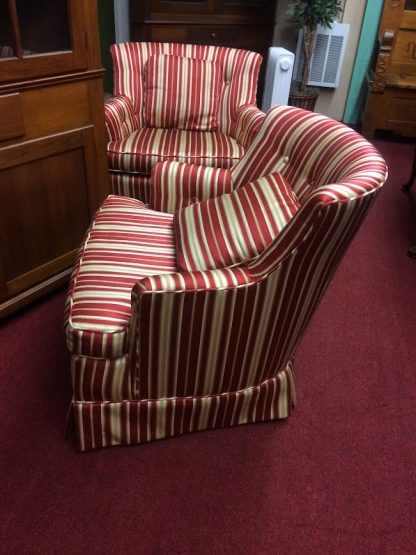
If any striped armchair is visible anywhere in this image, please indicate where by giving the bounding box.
[65,106,388,450]
[105,42,264,202]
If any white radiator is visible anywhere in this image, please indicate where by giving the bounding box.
[261,47,295,111]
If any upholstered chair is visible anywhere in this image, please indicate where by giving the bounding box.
[104,42,265,202]
[65,105,388,450]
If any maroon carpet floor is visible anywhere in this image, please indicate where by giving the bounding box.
[0,137,415,554]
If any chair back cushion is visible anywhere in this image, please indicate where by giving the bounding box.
[111,42,262,134]
[174,172,299,271]
[144,54,221,130]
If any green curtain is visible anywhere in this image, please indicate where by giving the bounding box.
[343,0,384,124]
[98,1,116,94]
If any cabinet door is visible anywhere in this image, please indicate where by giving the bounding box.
[390,0,416,76]
[0,128,95,306]
[0,0,88,83]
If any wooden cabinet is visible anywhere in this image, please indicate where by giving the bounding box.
[130,0,278,100]
[362,0,416,138]
[0,0,109,317]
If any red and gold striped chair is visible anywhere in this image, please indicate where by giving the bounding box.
[104,42,265,202]
[65,106,388,451]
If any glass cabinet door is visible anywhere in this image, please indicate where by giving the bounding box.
[0,0,87,83]
[16,0,71,56]
[0,0,16,58]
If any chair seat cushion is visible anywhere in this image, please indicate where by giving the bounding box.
[65,195,176,358]
[174,172,300,272]
[108,127,244,174]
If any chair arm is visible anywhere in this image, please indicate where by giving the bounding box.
[104,95,140,141]
[150,161,234,213]
[230,104,266,149]
[133,267,252,295]
[130,267,256,400]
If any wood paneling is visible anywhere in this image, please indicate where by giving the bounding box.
[131,0,277,101]
[0,93,25,142]
[362,0,416,137]
[0,139,90,286]
[0,0,109,316]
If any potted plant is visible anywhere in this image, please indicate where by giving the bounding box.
[287,0,343,111]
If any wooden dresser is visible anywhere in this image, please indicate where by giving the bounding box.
[362,0,416,138]
[130,0,278,100]
[0,0,109,317]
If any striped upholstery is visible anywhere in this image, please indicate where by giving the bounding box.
[108,127,243,174]
[65,195,176,359]
[105,42,263,201]
[151,161,233,213]
[66,106,388,450]
[174,173,300,271]
[72,366,295,451]
[144,54,221,130]
[110,173,151,204]
[112,42,261,135]
[104,95,140,142]
[230,104,267,149]
[150,105,383,213]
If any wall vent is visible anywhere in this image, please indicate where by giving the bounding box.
[293,23,350,88]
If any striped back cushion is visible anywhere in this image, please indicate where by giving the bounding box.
[144,54,221,130]
[174,172,300,271]
[111,42,262,134]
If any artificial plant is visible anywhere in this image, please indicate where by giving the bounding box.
[288,0,343,92]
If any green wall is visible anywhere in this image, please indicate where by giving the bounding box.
[98,1,116,94]
[343,0,384,124]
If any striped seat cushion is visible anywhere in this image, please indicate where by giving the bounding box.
[174,173,300,272]
[144,54,221,131]
[108,127,244,174]
[66,196,176,358]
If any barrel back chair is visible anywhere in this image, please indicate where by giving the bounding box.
[65,106,388,450]
[104,42,264,202]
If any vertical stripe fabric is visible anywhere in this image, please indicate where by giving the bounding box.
[111,42,262,135]
[174,172,300,272]
[230,104,267,149]
[110,173,151,204]
[150,162,234,213]
[144,54,221,131]
[105,43,262,202]
[72,363,295,451]
[104,95,140,141]
[107,127,243,174]
[66,106,388,450]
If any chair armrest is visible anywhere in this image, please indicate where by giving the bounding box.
[104,95,139,141]
[150,161,234,213]
[230,104,266,149]
[133,266,252,295]
[130,267,255,399]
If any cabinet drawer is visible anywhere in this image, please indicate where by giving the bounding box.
[186,26,241,45]
[144,24,270,51]
[387,90,416,125]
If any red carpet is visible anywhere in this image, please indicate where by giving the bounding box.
[0,137,415,554]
